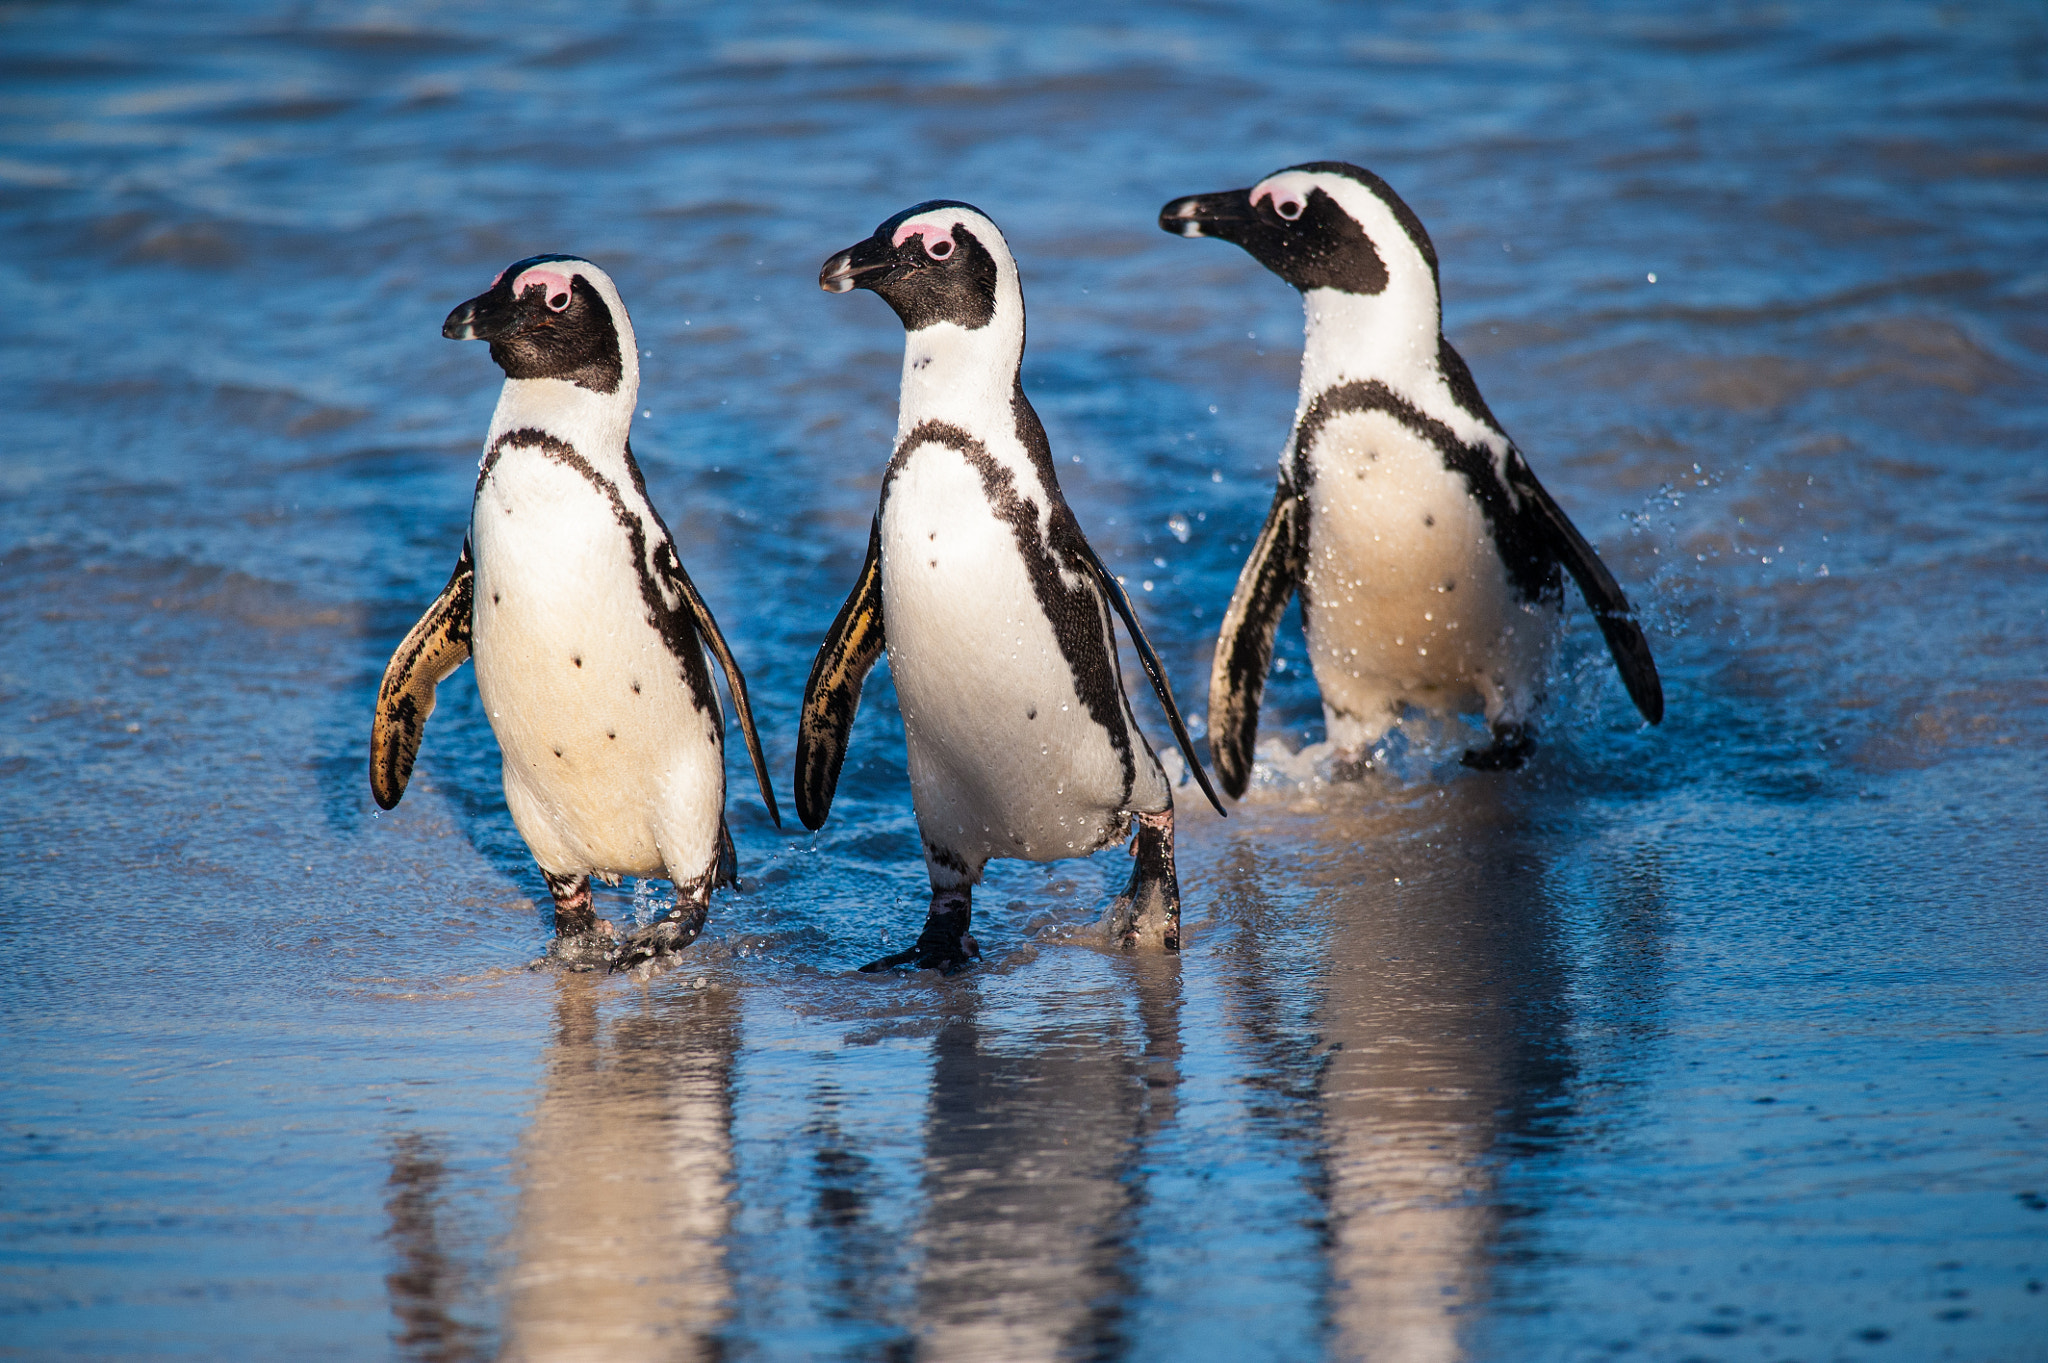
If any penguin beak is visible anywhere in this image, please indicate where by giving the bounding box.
[1158,189,1259,242]
[820,235,899,294]
[442,288,520,342]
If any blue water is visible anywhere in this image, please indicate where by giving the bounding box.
[4,1,2047,1358]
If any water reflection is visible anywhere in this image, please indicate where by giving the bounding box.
[906,961,1183,1360]
[795,1076,913,1349]
[498,977,738,1363]
[386,1134,487,1363]
[1216,782,1581,1362]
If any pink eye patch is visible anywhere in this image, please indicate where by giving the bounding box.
[1253,186,1305,219]
[892,221,954,257]
[510,265,577,310]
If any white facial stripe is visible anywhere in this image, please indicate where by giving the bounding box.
[512,264,577,310]
[1307,175,1432,276]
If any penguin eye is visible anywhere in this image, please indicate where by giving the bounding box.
[546,289,571,310]
[1274,196,1304,221]
[925,235,954,260]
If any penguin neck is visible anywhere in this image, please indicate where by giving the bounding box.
[485,346,641,471]
[1295,280,1443,412]
[894,290,1025,443]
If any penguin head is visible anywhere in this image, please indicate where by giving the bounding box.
[819,201,1016,335]
[443,254,629,395]
[1159,162,1440,301]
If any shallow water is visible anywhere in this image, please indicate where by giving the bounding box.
[4,1,2047,1358]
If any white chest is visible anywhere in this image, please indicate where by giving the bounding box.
[1299,408,1551,717]
[468,449,722,875]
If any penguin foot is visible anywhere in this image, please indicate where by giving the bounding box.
[1106,808,1181,952]
[609,900,710,975]
[1461,724,1535,772]
[860,889,979,974]
[1326,749,1375,783]
[530,920,619,973]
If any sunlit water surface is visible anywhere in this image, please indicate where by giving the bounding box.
[4,2,2046,1359]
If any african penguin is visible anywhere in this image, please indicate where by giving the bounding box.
[369,254,781,971]
[1160,162,1663,791]
[798,201,1224,972]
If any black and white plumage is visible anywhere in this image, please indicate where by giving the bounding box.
[370,254,779,970]
[1160,163,1663,792]
[801,201,1223,972]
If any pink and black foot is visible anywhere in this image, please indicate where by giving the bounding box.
[608,892,710,974]
[538,871,618,971]
[610,827,736,974]
[1106,808,1182,952]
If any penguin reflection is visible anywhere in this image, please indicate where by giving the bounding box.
[385,1134,486,1363]
[900,963,1182,1359]
[498,976,738,1363]
[1215,782,1583,1362]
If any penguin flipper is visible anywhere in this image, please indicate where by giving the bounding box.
[664,556,784,829]
[1507,456,1665,725]
[1208,486,1304,799]
[796,516,887,831]
[1074,538,1227,819]
[370,541,474,810]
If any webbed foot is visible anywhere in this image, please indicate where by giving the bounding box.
[1461,723,1535,771]
[530,920,620,973]
[531,870,618,971]
[860,888,979,974]
[1106,808,1180,952]
[609,900,709,975]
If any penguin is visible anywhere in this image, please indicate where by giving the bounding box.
[1159,162,1663,792]
[800,201,1225,973]
[369,254,780,971]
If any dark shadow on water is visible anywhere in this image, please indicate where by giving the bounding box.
[1211,777,1607,1359]
[494,974,740,1363]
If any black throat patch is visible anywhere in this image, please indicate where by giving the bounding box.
[1275,186,1389,295]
